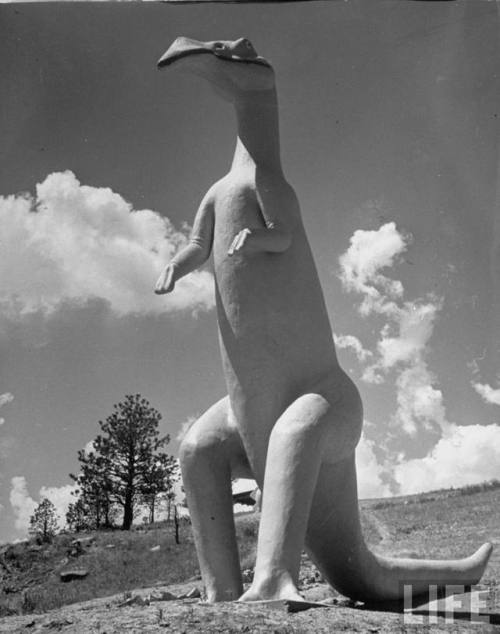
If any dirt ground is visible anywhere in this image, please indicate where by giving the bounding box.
[0,576,498,634]
[2,489,499,633]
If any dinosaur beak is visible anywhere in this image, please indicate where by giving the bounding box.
[157,37,272,70]
[157,37,210,69]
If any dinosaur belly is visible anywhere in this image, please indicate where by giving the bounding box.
[213,229,339,469]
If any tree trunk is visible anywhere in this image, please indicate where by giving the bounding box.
[122,488,134,530]
[150,495,155,524]
[174,505,180,545]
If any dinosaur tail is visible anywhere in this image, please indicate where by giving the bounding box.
[305,456,493,602]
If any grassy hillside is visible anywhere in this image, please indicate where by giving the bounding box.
[1,481,499,618]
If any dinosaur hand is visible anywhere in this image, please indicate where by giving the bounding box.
[228,228,253,256]
[155,263,177,294]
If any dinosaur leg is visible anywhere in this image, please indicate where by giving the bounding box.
[239,389,360,603]
[306,456,493,602]
[179,396,252,602]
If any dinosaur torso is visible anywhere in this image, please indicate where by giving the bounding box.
[210,167,339,469]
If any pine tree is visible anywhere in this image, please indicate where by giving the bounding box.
[29,498,59,543]
[140,455,179,524]
[71,394,178,530]
[70,444,115,530]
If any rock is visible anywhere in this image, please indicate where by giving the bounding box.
[150,590,178,601]
[118,594,149,608]
[60,568,89,582]
[149,545,161,552]
[105,544,116,549]
[178,587,201,599]
[28,545,42,553]
[71,536,95,549]
[44,619,74,629]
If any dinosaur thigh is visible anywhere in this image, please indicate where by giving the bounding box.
[264,370,363,468]
[317,371,363,466]
[180,396,253,482]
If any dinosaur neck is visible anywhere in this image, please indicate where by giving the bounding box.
[231,88,282,173]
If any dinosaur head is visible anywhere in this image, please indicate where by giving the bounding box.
[157,37,275,99]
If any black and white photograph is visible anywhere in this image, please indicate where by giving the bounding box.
[0,0,499,630]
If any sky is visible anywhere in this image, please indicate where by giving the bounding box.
[0,0,499,543]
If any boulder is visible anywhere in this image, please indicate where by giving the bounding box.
[60,569,89,582]
[178,587,201,599]
[71,536,95,549]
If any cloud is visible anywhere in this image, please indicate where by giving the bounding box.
[391,363,448,436]
[334,334,372,363]
[338,222,409,316]
[338,222,447,438]
[394,423,500,494]
[361,300,442,385]
[84,439,97,456]
[0,393,14,407]
[10,477,38,531]
[472,382,500,406]
[0,171,214,319]
[0,392,14,426]
[38,483,78,527]
[376,301,440,369]
[10,476,77,533]
[176,415,197,443]
[356,433,392,498]
[336,224,500,494]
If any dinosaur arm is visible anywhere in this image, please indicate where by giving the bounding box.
[172,196,215,273]
[155,194,215,294]
[228,225,291,255]
[228,181,295,256]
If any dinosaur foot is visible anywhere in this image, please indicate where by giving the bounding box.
[238,572,304,603]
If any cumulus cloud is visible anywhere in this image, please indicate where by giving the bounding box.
[176,415,197,443]
[337,223,500,492]
[338,222,409,316]
[391,363,448,436]
[334,333,372,363]
[356,433,392,498]
[472,382,500,406]
[10,476,77,533]
[10,477,38,531]
[0,392,14,426]
[375,301,440,370]
[0,393,14,407]
[394,423,500,494]
[361,300,442,386]
[38,483,78,526]
[84,439,97,456]
[338,222,448,437]
[0,171,214,319]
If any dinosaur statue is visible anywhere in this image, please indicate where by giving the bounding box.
[155,37,492,604]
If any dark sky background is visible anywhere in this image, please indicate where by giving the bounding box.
[0,0,499,542]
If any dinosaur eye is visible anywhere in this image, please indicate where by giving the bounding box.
[245,40,252,49]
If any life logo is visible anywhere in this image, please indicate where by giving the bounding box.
[402,582,495,626]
